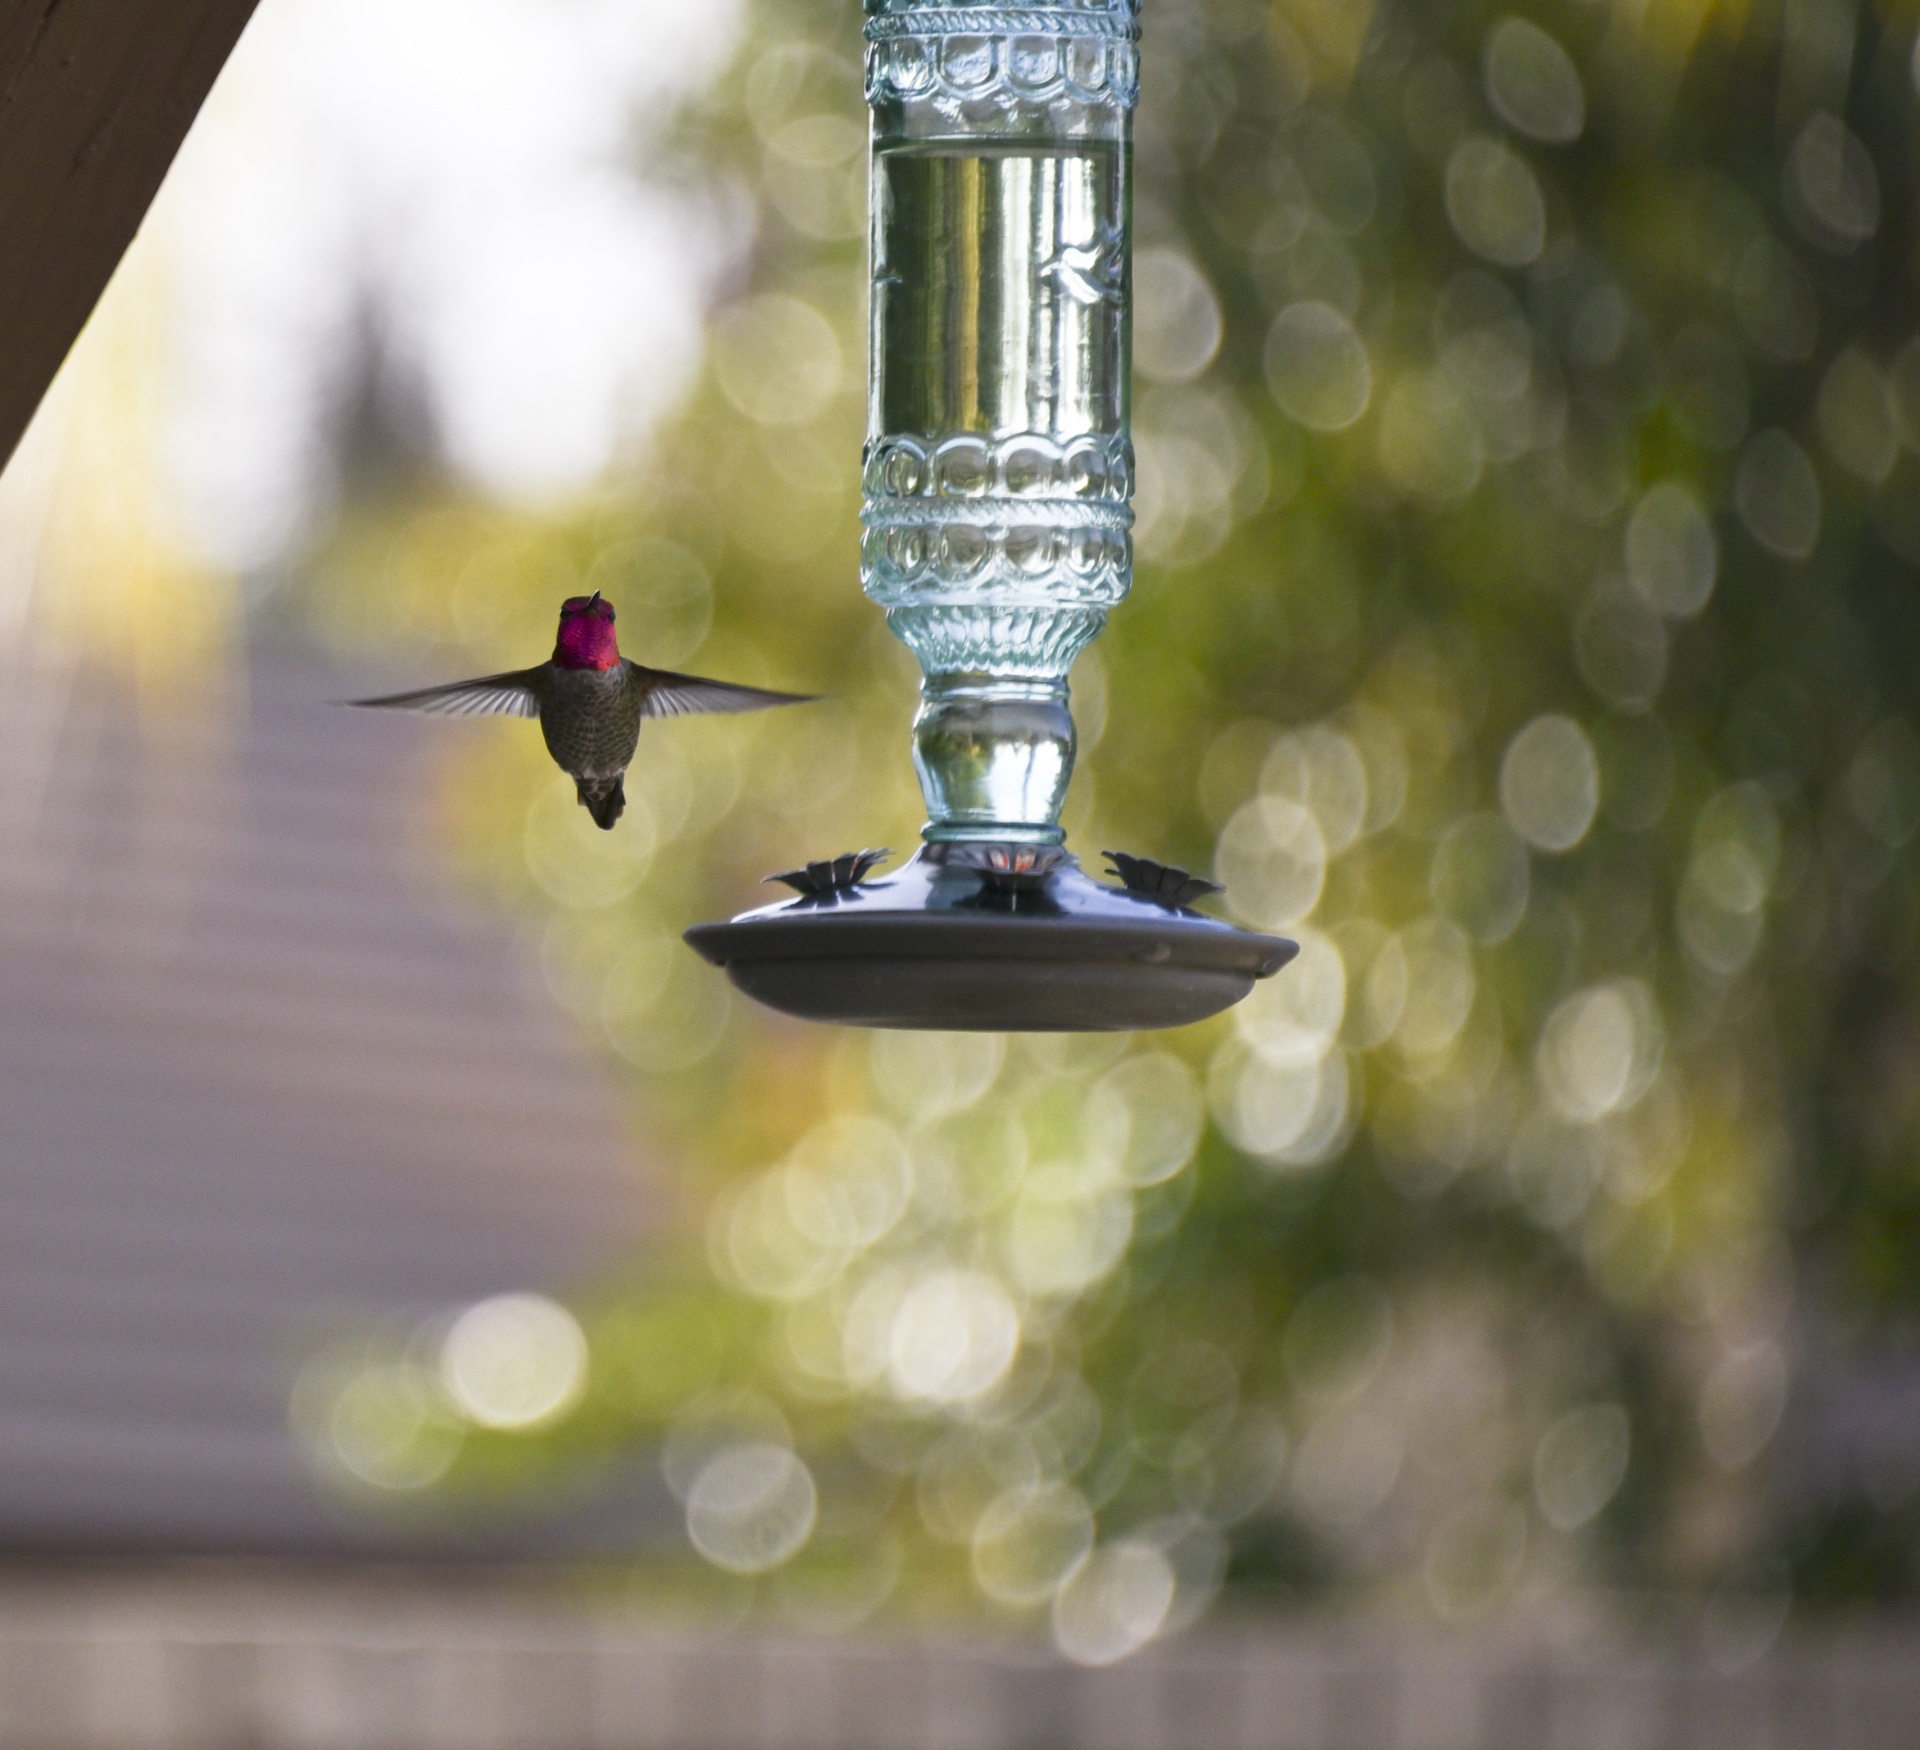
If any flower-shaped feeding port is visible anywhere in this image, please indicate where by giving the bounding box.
[765,849,892,899]
[1102,852,1223,909]
[686,0,1295,1031]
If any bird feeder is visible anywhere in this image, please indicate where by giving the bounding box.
[688,0,1295,1029]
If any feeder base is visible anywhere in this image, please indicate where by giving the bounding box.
[685,851,1295,1032]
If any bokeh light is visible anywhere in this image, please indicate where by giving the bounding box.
[685,1442,818,1573]
[1534,1405,1631,1531]
[441,1293,590,1431]
[1051,1541,1176,1666]
[1264,301,1373,431]
[1483,17,1583,144]
[887,1270,1021,1406]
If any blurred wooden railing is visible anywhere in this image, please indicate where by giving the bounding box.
[0,1576,1909,1750]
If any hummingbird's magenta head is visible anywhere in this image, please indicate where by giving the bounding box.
[554,591,620,670]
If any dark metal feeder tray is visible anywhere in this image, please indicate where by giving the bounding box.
[685,849,1297,1032]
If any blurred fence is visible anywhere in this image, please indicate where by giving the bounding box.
[0,1577,1912,1750]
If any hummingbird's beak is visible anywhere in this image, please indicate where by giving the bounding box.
[587,590,602,609]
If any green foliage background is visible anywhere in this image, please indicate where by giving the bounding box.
[295,0,1920,1644]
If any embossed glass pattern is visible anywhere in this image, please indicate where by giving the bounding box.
[863,0,1138,843]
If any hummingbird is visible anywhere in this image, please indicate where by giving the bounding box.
[345,591,814,829]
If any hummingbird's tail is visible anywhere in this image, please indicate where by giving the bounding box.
[576,774,625,831]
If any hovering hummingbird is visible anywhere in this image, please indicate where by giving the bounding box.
[345,591,814,829]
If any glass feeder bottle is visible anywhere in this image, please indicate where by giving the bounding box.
[861,0,1139,845]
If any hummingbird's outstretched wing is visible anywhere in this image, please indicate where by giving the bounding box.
[631,663,817,719]
[341,668,545,719]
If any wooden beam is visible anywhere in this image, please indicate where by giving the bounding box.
[0,0,260,471]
